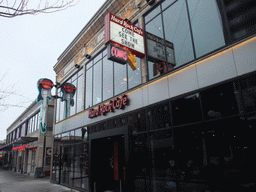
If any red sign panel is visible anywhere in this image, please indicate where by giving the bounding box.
[105,13,145,58]
[12,144,27,152]
[39,79,54,90]
[88,95,128,118]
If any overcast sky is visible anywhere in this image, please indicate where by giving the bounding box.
[0,0,106,140]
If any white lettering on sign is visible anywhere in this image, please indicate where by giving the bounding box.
[110,22,145,55]
[147,32,176,65]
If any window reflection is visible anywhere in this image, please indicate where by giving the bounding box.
[145,0,226,79]
[201,82,239,120]
[70,79,77,116]
[93,60,102,105]
[235,74,256,115]
[77,75,84,113]
[187,0,225,57]
[128,57,141,89]
[163,0,194,66]
[114,62,127,95]
[148,102,171,130]
[162,0,176,10]
[145,14,164,39]
[171,93,202,126]
[86,68,93,108]
[144,5,161,23]
[103,56,114,100]
[132,133,150,191]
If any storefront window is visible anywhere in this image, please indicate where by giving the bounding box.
[75,127,88,141]
[171,93,202,126]
[234,73,256,116]
[132,133,150,192]
[103,56,114,101]
[201,82,239,120]
[129,110,147,133]
[148,102,172,130]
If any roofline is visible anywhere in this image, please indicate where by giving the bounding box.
[54,0,112,68]
[6,100,38,132]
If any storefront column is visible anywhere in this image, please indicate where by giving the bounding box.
[138,16,148,84]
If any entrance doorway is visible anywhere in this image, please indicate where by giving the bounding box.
[91,135,125,192]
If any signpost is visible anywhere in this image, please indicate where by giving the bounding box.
[36,78,54,133]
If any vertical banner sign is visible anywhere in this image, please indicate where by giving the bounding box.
[104,13,145,58]
[60,83,76,118]
[36,78,54,133]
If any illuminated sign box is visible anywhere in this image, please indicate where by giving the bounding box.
[12,144,27,152]
[107,44,128,64]
[105,13,145,58]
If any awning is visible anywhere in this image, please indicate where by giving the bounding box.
[0,137,38,151]
[14,137,38,144]
[0,143,12,151]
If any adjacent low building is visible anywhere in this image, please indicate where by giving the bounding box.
[50,0,256,191]
[0,100,54,177]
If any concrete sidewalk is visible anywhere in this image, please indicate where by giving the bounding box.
[0,170,79,192]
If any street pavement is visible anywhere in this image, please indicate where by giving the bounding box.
[0,170,79,192]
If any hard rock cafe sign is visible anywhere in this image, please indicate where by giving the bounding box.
[88,95,129,118]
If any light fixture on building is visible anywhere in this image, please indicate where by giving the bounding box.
[74,64,80,69]
[146,0,155,6]
[85,54,91,59]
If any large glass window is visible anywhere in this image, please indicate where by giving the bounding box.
[128,57,141,89]
[148,102,172,130]
[171,93,202,126]
[93,60,102,105]
[85,68,93,109]
[16,127,20,139]
[56,68,84,122]
[187,0,225,57]
[234,73,256,116]
[103,56,114,101]
[77,74,84,113]
[21,123,26,137]
[114,62,127,95]
[85,48,141,110]
[163,0,194,66]
[201,82,239,121]
[145,0,226,80]
[70,76,77,117]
